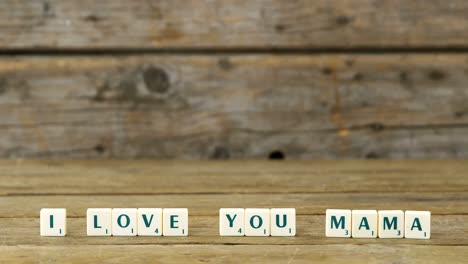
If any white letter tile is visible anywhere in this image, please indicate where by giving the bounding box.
[326,209,351,237]
[219,208,245,236]
[112,208,137,236]
[137,208,163,236]
[40,208,66,237]
[270,208,296,236]
[378,210,404,238]
[405,211,430,239]
[163,208,188,236]
[351,210,377,238]
[87,208,112,236]
[245,208,270,236]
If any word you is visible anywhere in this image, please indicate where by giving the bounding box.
[326,209,431,239]
[219,208,295,236]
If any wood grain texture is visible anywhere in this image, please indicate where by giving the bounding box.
[1,160,467,263]
[0,55,468,159]
[1,193,467,217]
[2,245,467,264]
[1,160,468,195]
[2,0,468,49]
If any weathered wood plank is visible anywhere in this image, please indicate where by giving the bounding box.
[1,245,467,264]
[1,161,465,262]
[1,215,466,246]
[0,55,468,159]
[0,160,467,195]
[1,193,467,217]
[2,0,468,49]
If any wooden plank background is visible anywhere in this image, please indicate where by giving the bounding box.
[1,160,467,263]
[2,0,468,49]
[0,0,467,159]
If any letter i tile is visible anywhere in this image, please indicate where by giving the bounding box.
[40,208,66,236]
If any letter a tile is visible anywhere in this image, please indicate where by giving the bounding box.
[405,211,430,239]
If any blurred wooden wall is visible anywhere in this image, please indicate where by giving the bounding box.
[0,0,468,159]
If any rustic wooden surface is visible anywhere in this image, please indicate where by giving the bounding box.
[0,55,468,159]
[0,160,467,263]
[0,1,468,159]
[2,0,468,49]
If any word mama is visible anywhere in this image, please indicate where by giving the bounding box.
[326,209,430,239]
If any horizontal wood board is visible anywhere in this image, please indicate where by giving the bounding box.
[0,160,467,263]
[0,55,467,159]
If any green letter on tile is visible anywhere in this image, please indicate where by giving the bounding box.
[170,215,179,228]
[383,217,397,230]
[117,214,130,228]
[331,216,345,229]
[359,217,370,230]
[275,214,287,228]
[142,214,154,227]
[93,215,102,228]
[250,215,263,229]
[411,218,422,231]
[226,214,237,228]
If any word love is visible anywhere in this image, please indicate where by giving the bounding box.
[326,209,431,239]
[219,208,296,236]
[40,208,188,237]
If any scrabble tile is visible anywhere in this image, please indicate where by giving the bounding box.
[137,208,163,236]
[405,211,431,239]
[378,210,404,238]
[325,209,351,237]
[112,208,137,236]
[270,208,296,236]
[163,208,188,236]
[245,208,270,236]
[40,208,66,236]
[87,208,112,236]
[351,210,377,238]
[219,208,245,236]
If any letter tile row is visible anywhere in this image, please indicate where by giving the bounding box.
[325,209,431,239]
[40,208,188,237]
[39,208,430,239]
[220,208,296,236]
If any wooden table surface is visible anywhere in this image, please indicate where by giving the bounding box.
[1,160,467,263]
